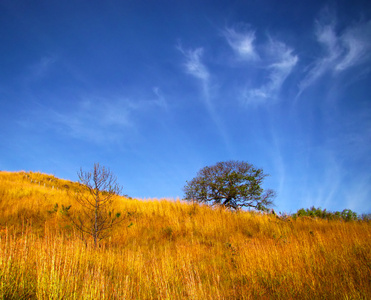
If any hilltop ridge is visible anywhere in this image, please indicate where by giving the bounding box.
[0,170,81,191]
[0,171,370,299]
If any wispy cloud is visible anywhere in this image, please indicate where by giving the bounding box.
[291,149,343,211]
[241,38,298,105]
[177,43,232,152]
[336,20,371,71]
[265,39,298,91]
[314,158,342,209]
[51,96,135,143]
[22,81,169,144]
[268,128,286,199]
[23,55,57,83]
[152,87,168,110]
[344,175,371,213]
[221,24,297,105]
[223,25,258,61]
[177,44,213,107]
[298,12,371,96]
[178,46,210,82]
[177,44,212,107]
[298,17,341,94]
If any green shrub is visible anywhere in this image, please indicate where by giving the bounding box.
[293,207,361,221]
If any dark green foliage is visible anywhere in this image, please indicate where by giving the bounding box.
[162,226,173,240]
[293,206,362,221]
[60,205,71,216]
[184,161,275,211]
[340,209,358,221]
[48,203,71,216]
[48,203,59,214]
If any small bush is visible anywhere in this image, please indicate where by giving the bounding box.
[293,207,360,221]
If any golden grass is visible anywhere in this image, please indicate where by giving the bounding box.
[0,171,370,299]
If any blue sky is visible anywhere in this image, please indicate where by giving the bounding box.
[1,0,371,214]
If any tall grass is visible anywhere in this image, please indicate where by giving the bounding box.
[0,171,370,299]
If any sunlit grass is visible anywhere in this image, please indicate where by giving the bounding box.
[0,171,370,299]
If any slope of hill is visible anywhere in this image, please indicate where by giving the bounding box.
[0,171,80,231]
[0,171,370,299]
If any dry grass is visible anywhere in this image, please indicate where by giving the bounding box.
[0,171,370,299]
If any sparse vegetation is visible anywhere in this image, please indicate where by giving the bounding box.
[292,206,368,221]
[70,163,124,247]
[0,171,370,299]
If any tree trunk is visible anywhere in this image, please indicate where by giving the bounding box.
[94,192,99,248]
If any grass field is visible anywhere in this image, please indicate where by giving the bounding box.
[0,171,370,299]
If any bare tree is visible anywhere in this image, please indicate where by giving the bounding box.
[71,163,123,247]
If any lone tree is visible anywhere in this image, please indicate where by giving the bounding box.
[71,163,123,247]
[184,160,275,211]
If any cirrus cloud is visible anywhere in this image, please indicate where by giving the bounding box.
[223,25,258,61]
[298,13,371,96]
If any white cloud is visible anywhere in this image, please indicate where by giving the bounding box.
[242,39,298,104]
[221,24,297,105]
[266,39,299,89]
[298,20,340,94]
[177,44,212,107]
[298,14,371,95]
[316,21,339,59]
[178,46,209,82]
[177,43,232,151]
[336,21,371,71]
[223,25,258,61]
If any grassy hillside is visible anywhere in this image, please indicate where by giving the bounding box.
[0,171,370,299]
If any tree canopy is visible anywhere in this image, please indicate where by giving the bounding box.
[183,160,275,211]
